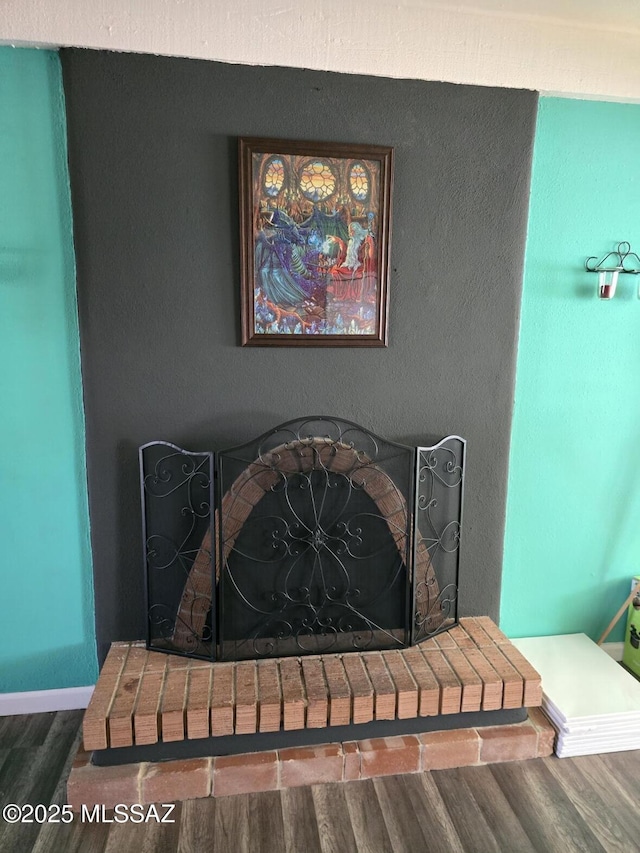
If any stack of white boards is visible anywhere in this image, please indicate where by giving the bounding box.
[511,633,640,758]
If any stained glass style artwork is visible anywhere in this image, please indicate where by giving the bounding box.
[263,157,285,197]
[299,160,336,201]
[239,138,393,347]
[349,161,370,201]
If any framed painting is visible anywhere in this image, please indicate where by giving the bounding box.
[239,137,393,347]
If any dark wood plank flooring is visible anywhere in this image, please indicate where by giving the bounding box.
[1,710,639,853]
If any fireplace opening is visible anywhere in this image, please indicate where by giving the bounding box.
[140,416,465,662]
[221,466,408,659]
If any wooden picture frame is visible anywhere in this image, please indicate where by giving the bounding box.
[239,137,393,347]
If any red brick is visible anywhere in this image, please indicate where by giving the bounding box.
[448,624,476,649]
[141,758,211,804]
[139,649,168,674]
[257,659,282,732]
[279,743,344,788]
[382,652,418,719]
[528,707,556,757]
[375,486,406,519]
[351,465,393,498]
[403,648,440,717]
[301,657,328,729]
[161,668,188,742]
[461,647,503,711]
[498,644,543,706]
[221,490,256,525]
[480,645,523,708]
[343,741,361,781]
[235,661,258,735]
[362,652,396,720]
[83,644,130,751]
[134,668,166,745]
[164,654,189,671]
[459,617,493,647]
[211,663,235,736]
[478,723,539,763]
[233,473,267,507]
[342,655,373,724]
[213,751,279,797]
[474,617,509,645]
[279,658,306,730]
[323,656,352,726]
[66,761,140,811]
[422,650,462,714]
[433,631,457,649]
[108,647,147,748]
[443,648,483,712]
[239,461,278,493]
[359,735,421,778]
[72,747,91,770]
[221,513,244,549]
[172,526,213,649]
[270,444,304,474]
[420,728,480,770]
[186,666,212,739]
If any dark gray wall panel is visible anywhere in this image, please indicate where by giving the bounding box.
[60,49,537,660]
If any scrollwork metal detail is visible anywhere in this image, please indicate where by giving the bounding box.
[217,417,413,660]
[140,442,214,659]
[139,419,466,662]
[412,436,465,643]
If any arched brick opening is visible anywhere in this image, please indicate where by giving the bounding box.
[172,438,441,651]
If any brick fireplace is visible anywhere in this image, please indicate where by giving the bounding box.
[68,418,552,808]
[70,617,553,808]
[141,416,465,664]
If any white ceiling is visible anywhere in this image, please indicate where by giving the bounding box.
[422,0,640,33]
[2,0,640,101]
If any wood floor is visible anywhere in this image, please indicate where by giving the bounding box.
[1,710,639,853]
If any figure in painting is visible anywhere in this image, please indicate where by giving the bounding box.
[254,209,311,307]
[326,220,377,304]
[252,152,381,336]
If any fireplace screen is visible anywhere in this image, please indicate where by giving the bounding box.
[140,417,465,661]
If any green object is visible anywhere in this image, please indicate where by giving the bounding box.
[622,576,640,678]
[0,48,97,692]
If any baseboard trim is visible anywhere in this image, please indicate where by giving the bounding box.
[602,641,624,661]
[0,686,94,717]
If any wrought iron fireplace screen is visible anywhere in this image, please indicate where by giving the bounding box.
[140,417,465,661]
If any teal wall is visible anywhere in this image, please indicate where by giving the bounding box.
[502,97,640,642]
[0,48,97,691]
[2,49,638,694]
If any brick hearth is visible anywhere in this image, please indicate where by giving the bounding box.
[68,709,554,808]
[67,617,553,808]
[82,617,542,751]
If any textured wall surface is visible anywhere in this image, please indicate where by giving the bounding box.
[60,50,537,659]
[3,0,640,100]
[502,97,640,642]
[0,48,97,692]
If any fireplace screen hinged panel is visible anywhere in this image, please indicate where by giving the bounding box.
[140,417,465,662]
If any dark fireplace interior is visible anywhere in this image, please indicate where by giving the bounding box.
[140,416,465,664]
